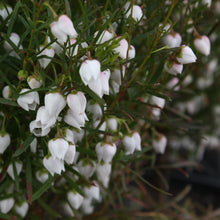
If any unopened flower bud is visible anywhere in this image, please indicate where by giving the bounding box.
[153,134,167,154]
[0,132,10,154]
[67,191,84,210]
[194,35,211,56]
[176,45,197,64]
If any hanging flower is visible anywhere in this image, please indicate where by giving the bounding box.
[0,198,14,214]
[79,59,101,85]
[27,76,42,89]
[67,191,84,210]
[94,29,114,44]
[163,32,182,48]
[152,134,167,154]
[0,132,10,154]
[176,45,197,64]
[96,142,117,163]
[194,35,211,56]
[17,88,39,111]
[37,45,55,69]
[43,156,65,176]
[113,38,128,59]
[7,161,23,180]
[50,14,78,44]
[96,162,112,188]
[164,60,183,75]
[48,138,69,160]
[124,2,143,22]
[14,201,29,218]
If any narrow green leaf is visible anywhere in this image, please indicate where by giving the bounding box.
[26,157,33,204]
[0,212,10,219]
[38,198,61,218]
[13,135,35,157]
[64,0,72,17]
[32,176,54,201]
[0,98,18,107]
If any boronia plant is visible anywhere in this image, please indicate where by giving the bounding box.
[0,0,219,219]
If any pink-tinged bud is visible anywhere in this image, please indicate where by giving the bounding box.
[153,134,167,154]
[176,45,197,64]
[64,144,76,164]
[15,201,29,218]
[94,29,114,44]
[36,170,49,183]
[43,156,65,176]
[67,191,84,210]
[150,96,166,120]
[77,160,96,179]
[164,60,183,75]
[79,59,101,85]
[50,14,78,44]
[96,142,117,163]
[0,198,14,214]
[96,162,111,188]
[44,92,66,118]
[194,35,211,56]
[166,77,180,90]
[163,32,182,48]
[124,3,143,22]
[0,132,10,154]
[27,76,42,89]
[113,38,129,59]
[7,161,23,180]
[17,88,39,111]
[37,46,55,69]
[67,92,87,115]
[48,138,69,160]
[202,0,212,8]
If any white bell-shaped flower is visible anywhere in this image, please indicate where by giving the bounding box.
[176,45,197,64]
[27,76,42,89]
[66,39,78,57]
[64,109,88,129]
[81,198,94,215]
[30,137,37,153]
[35,106,56,129]
[86,101,102,120]
[153,134,167,154]
[64,144,76,164]
[163,32,182,48]
[83,182,100,201]
[0,4,12,21]
[72,129,84,143]
[124,2,143,22]
[96,162,112,188]
[17,88,39,111]
[36,170,49,183]
[128,45,136,59]
[44,92,66,118]
[0,132,10,154]
[3,32,23,59]
[107,118,118,131]
[64,128,74,144]
[48,138,69,160]
[62,202,74,217]
[29,120,51,137]
[133,132,142,151]
[96,142,117,163]
[113,38,129,59]
[94,29,114,44]
[37,45,55,69]
[50,14,78,44]
[77,160,96,179]
[2,85,14,100]
[67,92,87,115]
[123,132,141,155]
[164,60,183,75]
[194,35,211,56]
[150,95,166,120]
[67,191,84,210]
[15,201,29,218]
[7,161,23,180]
[0,198,14,214]
[202,0,212,8]
[43,156,65,176]
[79,59,101,85]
